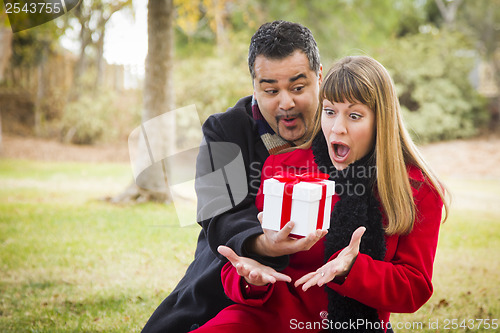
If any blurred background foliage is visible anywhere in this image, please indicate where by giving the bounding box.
[0,0,499,146]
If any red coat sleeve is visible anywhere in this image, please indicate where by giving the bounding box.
[326,181,443,313]
[221,261,275,305]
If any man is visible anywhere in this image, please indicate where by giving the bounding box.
[142,20,323,333]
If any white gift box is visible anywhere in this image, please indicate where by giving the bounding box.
[261,176,335,237]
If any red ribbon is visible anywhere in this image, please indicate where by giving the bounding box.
[273,172,329,230]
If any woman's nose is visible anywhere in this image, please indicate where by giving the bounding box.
[331,116,347,135]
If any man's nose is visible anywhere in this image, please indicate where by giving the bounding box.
[279,92,295,111]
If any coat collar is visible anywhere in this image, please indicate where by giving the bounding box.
[278,148,318,171]
[276,147,426,190]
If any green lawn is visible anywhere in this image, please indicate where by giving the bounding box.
[0,159,200,332]
[0,159,499,332]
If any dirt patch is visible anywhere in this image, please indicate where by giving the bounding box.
[1,135,129,163]
[418,136,500,179]
[1,134,500,179]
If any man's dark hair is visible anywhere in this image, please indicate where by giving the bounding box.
[248,20,320,79]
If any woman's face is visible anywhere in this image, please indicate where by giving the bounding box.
[321,99,376,170]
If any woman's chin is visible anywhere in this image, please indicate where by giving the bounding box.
[329,153,347,170]
[333,162,347,170]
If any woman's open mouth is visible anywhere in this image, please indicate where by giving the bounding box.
[331,142,350,163]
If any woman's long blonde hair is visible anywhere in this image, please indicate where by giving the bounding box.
[305,56,449,235]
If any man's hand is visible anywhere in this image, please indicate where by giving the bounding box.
[246,212,328,257]
[218,245,291,286]
[295,226,366,291]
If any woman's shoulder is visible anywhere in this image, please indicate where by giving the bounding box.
[407,164,425,185]
[406,164,442,206]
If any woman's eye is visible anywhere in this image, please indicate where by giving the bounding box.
[323,109,335,116]
[350,113,362,120]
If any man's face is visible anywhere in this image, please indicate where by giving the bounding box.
[253,50,322,145]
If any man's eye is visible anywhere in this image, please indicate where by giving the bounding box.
[293,86,304,92]
[265,89,278,94]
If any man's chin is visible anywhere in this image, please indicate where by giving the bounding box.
[278,130,306,144]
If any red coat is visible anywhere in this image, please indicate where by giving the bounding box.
[194,148,443,333]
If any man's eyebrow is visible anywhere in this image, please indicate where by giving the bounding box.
[290,73,307,82]
[259,79,277,84]
[258,74,307,85]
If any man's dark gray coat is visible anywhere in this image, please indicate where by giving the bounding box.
[142,96,288,332]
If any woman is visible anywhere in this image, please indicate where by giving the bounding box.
[194,56,448,332]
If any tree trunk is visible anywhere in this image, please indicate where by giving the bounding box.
[110,0,175,203]
[0,27,13,153]
[70,3,91,102]
[214,0,228,54]
[434,0,463,28]
[95,27,106,90]
[143,0,175,123]
[34,50,47,137]
[488,59,500,131]
[0,28,12,82]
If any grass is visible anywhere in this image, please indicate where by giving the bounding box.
[0,158,499,332]
[390,207,500,332]
[0,159,200,332]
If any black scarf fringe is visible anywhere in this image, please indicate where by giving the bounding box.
[312,133,386,333]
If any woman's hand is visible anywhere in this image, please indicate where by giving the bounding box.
[295,226,366,291]
[218,245,292,287]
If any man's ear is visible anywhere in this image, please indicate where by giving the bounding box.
[318,64,323,85]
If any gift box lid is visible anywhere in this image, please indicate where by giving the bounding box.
[263,178,334,202]
[263,178,286,196]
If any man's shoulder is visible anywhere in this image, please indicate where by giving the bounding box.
[207,96,253,124]
[203,96,256,139]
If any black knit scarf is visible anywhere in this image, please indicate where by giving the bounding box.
[311,133,386,333]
